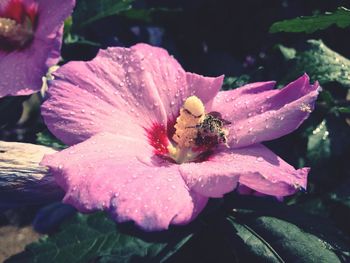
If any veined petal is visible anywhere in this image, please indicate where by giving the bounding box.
[41,132,207,231]
[179,144,308,198]
[212,74,319,148]
[42,44,222,145]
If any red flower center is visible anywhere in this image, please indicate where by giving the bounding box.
[0,0,38,51]
[145,96,230,164]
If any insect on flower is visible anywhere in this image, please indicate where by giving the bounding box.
[193,111,231,147]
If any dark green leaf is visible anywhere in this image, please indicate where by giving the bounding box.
[64,33,101,46]
[222,75,250,90]
[278,40,350,88]
[121,8,181,23]
[73,0,134,28]
[227,216,343,263]
[63,16,73,38]
[36,131,67,150]
[270,7,350,34]
[336,107,350,113]
[222,196,350,263]
[307,119,331,161]
[320,90,335,107]
[307,116,350,163]
[6,212,196,263]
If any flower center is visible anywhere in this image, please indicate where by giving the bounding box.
[0,0,38,51]
[167,96,230,163]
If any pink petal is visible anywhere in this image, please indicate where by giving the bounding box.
[211,74,319,148]
[0,36,60,97]
[42,44,223,145]
[179,144,308,198]
[41,132,207,231]
[35,0,76,40]
[0,0,74,97]
[186,72,224,110]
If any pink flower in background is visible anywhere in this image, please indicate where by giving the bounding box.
[0,0,75,98]
[41,43,319,231]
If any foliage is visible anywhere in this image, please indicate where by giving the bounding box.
[270,7,350,34]
[224,196,350,263]
[6,212,194,263]
[277,40,350,87]
[73,0,133,28]
[36,131,67,150]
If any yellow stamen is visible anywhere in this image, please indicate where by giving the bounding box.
[173,96,205,148]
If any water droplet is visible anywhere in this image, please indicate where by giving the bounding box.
[256,157,264,162]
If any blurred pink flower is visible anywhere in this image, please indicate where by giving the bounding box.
[0,0,75,97]
[41,44,319,231]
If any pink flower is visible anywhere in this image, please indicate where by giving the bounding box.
[0,0,75,97]
[41,44,319,231]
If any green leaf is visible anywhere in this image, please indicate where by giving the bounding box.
[307,116,350,163]
[336,107,350,114]
[6,212,194,263]
[36,131,67,150]
[277,45,296,60]
[223,196,350,263]
[307,119,331,161]
[73,0,134,28]
[270,7,350,34]
[222,75,250,90]
[278,40,350,88]
[121,8,181,23]
[227,217,345,263]
[63,16,73,38]
[64,33,101,46]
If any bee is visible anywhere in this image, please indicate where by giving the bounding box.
[192,112,231,147]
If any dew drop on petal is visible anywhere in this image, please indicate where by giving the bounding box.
[256,157,264,162]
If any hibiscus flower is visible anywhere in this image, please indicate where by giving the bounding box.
[0,0,75,97]
[41,44,319,231]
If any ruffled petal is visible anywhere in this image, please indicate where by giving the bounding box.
[42,44,222,145]
[179,144,308,197]
[212,74,319,148]
[41,132,207,231]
